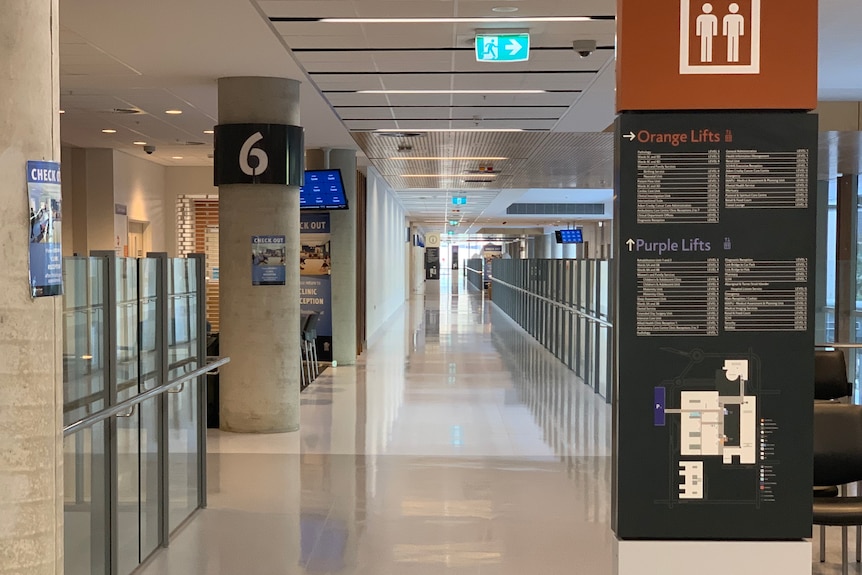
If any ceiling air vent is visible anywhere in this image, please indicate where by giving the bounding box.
[181,141,206,146]
[507,203,606,215]
[463,178,496,183]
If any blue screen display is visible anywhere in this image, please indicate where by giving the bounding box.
[556,229,584,244]
[300,170,349,210]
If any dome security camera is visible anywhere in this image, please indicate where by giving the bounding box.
[573,39,597,58]
[143,145,156,155]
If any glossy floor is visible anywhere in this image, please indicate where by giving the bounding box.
[138,274,845,574]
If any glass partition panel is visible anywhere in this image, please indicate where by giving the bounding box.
[139,258,160,392]
[599,261,610,320]
[116,258,139,402]
[168,258,201,532]
[63,258,107,426]
[64,422,107,575]
[116,403,141,575]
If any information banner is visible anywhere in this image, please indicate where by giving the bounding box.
[251,235,286,286]
[27,161,62,297]
[301,213,333,361]
[452,245,459,270]
[613,113,817,540]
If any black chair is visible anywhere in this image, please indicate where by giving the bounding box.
[815,349,852,401]
[814,349,854,561]
[301,313,320,387]
[814,403,862,575]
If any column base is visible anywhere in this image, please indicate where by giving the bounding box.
[615,538,811,575]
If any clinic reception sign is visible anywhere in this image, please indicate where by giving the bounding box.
[28,161,63,297]
[616,0,817,111]
[251,235,287,286]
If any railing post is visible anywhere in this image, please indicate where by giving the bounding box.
[189,253,208,509]
[148,252,170,547]
[91,250,118,575]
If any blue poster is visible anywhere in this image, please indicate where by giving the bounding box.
[251,235,286,286]
[27,161,63,297]
[300,276,332,338]
[301,213,333,360]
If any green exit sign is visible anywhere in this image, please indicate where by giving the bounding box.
[475,33,530,63]
[449,220,458,226]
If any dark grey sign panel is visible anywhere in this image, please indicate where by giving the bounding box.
[425,247,440,280]
[613,113,816,540]
[214,123,304,186]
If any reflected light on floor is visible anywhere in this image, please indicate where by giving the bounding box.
[393,543,503,567]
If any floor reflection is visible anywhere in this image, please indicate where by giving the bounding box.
[138,272,613,574]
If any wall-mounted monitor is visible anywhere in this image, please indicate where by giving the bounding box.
[300,169,349,210]
[555,229,584,244]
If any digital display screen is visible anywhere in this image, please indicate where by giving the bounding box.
[555,229,584,244]
[300,169,349,210]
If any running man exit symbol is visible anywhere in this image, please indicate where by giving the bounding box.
[475,33,530,63]
[681,0,760,75]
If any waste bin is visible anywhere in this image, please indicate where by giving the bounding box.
[206,333,219,428]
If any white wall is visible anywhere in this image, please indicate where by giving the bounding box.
[164,166,217,257]
[365,166,409,343]
[112,151,167,253]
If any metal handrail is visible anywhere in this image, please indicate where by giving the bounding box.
[490,276,614,328]
[62,356,201,414]
[63,356,230,437]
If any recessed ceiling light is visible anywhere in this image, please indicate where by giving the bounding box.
[133,141,147,145]
[203,130,214,134]
[318,16,595,23]
[165,109,183,115]
[358,89,545,94]
[389,156,509,161]
[492,6,519,12]
[172,156,184,160]
[101,129,117,134]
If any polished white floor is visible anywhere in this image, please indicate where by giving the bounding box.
[138,273,848,574]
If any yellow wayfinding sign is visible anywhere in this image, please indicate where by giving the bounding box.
[475,33,530,63]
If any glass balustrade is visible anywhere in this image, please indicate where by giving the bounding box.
[62,253,210,575]
[490,259,614,402]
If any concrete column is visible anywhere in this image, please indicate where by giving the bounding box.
[563,243,578,259]
[218,77,302,433]
[307,149,358,365]
[552,240,564,259]
[541,234,554,259]
[0,0,64,573]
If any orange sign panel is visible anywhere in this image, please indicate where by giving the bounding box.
[617,0,818,111]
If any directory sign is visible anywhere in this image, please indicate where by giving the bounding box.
[555,229,584,244]
[613,113,817,539]
[300,169,349,210]
[475,33,530,63]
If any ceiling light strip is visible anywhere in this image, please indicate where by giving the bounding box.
[270,16,614,23]
[309,70,600,75]
[357,89,546,94]
[389,157,510,161]
[401,174,499,178]
[368,128,535,133]
[290,46,616,52]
